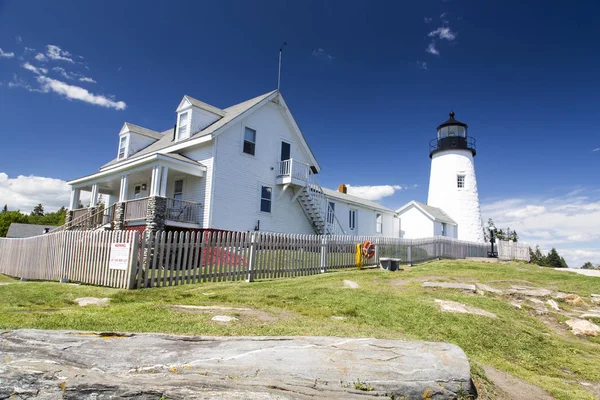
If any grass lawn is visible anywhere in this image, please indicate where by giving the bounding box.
[1,260,599,399]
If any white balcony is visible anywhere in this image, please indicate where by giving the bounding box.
[276,159,311,186]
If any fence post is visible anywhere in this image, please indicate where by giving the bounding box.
[374,237,380,266]
[59,232,69,283]
[247,232,258,282]
[320,236,328,273]
[407,243,412,266]
[128,231,141,289]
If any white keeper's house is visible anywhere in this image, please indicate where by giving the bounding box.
[66,90,399,237]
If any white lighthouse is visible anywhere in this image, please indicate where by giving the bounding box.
[427,112,484,243]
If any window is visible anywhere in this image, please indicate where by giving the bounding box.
[260,185,272,213]
[174,179,184,200]
[133,184,142,199]
[349,209,357,230]
[457,175,465,188]
[243,127,256,155]
[327,202,335,224]
[441,222,447,236]
[118,136,127,159]
[376,213,382,233]
[280,141,291,161]
[178,112,189,139]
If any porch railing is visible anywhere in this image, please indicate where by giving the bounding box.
[166,198,202,224]
[72,208,88,221]
[124,197,149,221]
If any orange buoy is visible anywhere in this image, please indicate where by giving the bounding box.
[362,241,375,259]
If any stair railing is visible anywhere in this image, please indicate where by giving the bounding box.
[52,203,117,232]
[305,170,346,235]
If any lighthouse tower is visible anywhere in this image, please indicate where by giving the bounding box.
[427,112,484,243]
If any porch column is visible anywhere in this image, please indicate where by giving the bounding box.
[159,167,169,197]
[150,165,162,197]
[119,175,129,202]
[69,188,81,210]
[104,194,113,207]
[90,184,99,208]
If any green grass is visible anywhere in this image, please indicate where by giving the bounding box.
[1,260,599,399]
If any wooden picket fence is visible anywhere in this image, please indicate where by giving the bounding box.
[0,228,529,289]
[133,231,495,288]
[497,240,530,262]
[0,230,139,289]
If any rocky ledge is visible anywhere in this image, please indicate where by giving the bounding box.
[0,329,475,399]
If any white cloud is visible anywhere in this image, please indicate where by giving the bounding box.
[417,61,428,70]
[426,42,439,55]
[7,74,40,92]
[593,148,600,152]
[428,26,456,41]
[0,48,15,59]
[481,189,600,267]
[34,53,48,62]
[312,48,334,60]
[79,76,96,84]
[346,184,406,201]
[36,75,126,110]
[46,44,74,63]
[15,35,23,44]
[22,62,48,75]
[0,173,73,213]
[424,17,433,23]
[52,66,77,80]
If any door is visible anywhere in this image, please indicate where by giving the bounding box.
[280,141,291,161]
[133,183,148,199]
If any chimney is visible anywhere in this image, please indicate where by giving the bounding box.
[338,184,347,194]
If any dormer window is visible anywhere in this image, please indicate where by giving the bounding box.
[177,112,189,140]
[118,136,128,159]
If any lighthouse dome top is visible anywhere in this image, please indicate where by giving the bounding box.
[437,111,468,131]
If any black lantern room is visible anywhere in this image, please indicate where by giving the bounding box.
[429,112,476,158]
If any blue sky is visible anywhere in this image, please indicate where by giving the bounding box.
[0,0,599,266]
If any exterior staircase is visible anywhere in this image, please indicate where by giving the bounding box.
[52,204,116,233]
[279,159,345,235]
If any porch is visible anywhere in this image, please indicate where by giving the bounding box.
[67,153,206,230]
[276,158,312,187]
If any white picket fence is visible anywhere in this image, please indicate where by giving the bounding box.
[0,229,529,289]
[0,230,139,289]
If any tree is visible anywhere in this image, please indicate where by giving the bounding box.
[1,204,7,213]
[484,218,518,242]
[31,204,44,217]
[582,262,595,270]
[0,210,29,237]
[544,248,564,268]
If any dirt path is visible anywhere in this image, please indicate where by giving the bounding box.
[482,365,556,400]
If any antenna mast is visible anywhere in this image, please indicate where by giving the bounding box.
[278,42,287,91]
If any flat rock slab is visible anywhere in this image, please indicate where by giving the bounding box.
[476,283,503,294]
[74,297,111,306]
[565,319,600,336]
[0,329,474,400]
[435,299,497,318]
[343,280,359,289]
[211,315,238,322]
[423,282,477,291]
[0,282,17,285]
[507,286,553,297]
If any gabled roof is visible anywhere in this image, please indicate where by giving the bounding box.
[323,188,395,214]
[6,223,58,238]
[395,200,457,225]
[120,123,163,140]
[100,90,312,172]
[178,95,226,117]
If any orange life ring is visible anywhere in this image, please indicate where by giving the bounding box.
[362,241,375,259]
